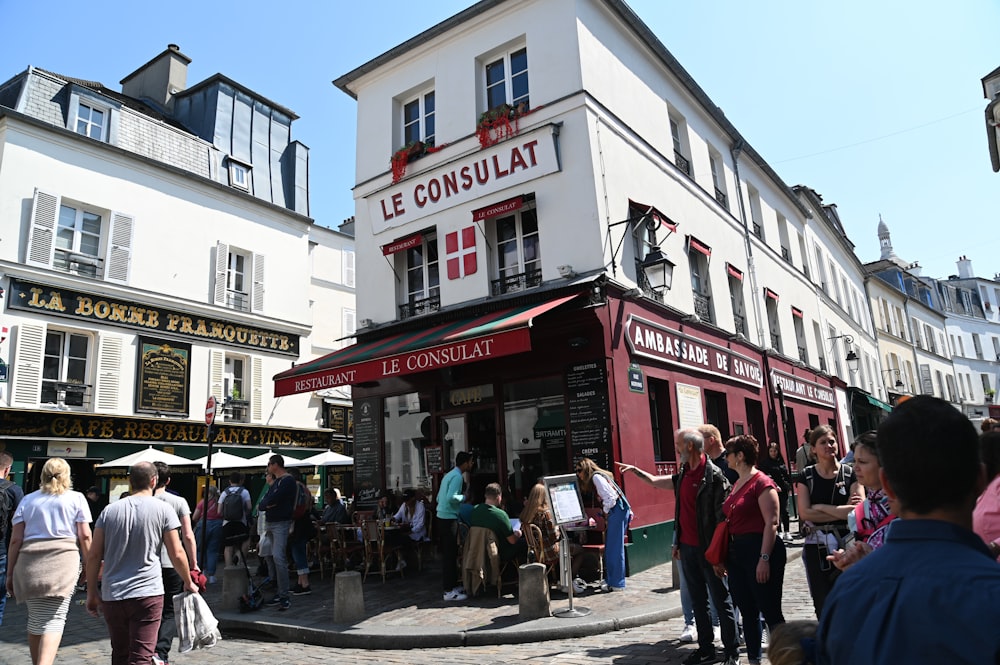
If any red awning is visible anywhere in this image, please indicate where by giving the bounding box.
[764,288,779,301]
[472,196,523,221]
[791,306,803,318]
[726,263,743,281]
[273,294,580,397]
[687,236,712,257]
[629,199,678,233]
[382,233,423,256]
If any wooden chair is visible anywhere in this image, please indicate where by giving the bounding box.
[353,509,374,526]
[416,508,435,571]
[332,523,363,571]
[361,520,405,583]
[524,522,556,583]
[580,508,606,583]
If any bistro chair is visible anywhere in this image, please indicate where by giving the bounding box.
[524,522,556,583]
[580,508,607,583]
[361,520,405,583]
[332,523,364,571]
[416,507,435,571]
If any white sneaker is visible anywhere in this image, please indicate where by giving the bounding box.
[208,575,217,584]
[761,625,769,648]
[596,581,610,593]
[713,625,721,642]
[443,589,468,601]
[572,577,587,594]
[680,623,697,643]
[395,558,407,572]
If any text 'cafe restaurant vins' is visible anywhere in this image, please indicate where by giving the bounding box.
[274,278,845,572]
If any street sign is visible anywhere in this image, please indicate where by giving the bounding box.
[205,396,217,426]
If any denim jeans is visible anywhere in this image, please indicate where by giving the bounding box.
[0,552,7,626]
[196,519,224,576]
[677,557,720,626]
[264,519,292,598]
[604,503,631,589]
[680,542,739,656]
[727,534,786,661]
[155,567,183,661]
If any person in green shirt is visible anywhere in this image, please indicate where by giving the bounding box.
[470,482,527,562]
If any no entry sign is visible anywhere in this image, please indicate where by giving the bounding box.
[205,396,217,426]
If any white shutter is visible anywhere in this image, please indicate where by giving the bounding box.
[10,323,46,407]
[26,190,60,268]
[343,308,356,337]
[251,253,265,312]
[343,249,356,288]
[214,242,228,306]
[209,349,224,402]
[104,211,134,284]
[94,334,123,411]
[250,356,263,422]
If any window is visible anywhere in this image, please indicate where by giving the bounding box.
[709,151,727,209]
[728,273,747,337]
[402,235,440,318]
[973,333,985,360]
[688,246,713,324]
[493,207,540,295]
[765,296,781,353]
[26,190,134,284]
[993,336,1000,360]
[342,308,356,338]
[42,330,90,407]
[224,355,249,423]
[797,232,809,278]
[214,242,264,312]
[814,321,826,372]
[485,47,529,111]
[815,246,827,291]
[793,310,808,364]
[227,159,250,190]
[76,102,107,140]
[669,115,691,176]
[776,213,791,262]
[403,91,436,147]
[342,248,356,288]
[748,186,764,240]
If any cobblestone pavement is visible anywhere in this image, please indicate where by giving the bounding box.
[0,540,814,665]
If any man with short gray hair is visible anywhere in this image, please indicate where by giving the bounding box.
[0,451,24,627]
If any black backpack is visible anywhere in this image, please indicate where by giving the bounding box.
[221,487,245,522]
[0,479,14,540]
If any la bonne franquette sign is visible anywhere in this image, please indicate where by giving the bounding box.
[366,125,560,235]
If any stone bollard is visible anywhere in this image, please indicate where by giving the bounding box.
[221,564,245,610]
[518,563,550,620]
[333,571,365,623]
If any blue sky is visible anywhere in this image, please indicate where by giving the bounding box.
[2,0,997,280]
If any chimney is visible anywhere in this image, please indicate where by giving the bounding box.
[908,262,922,277]
[957,255,974,279]
[120,44,191,112]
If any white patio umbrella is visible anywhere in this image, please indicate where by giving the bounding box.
[299,450,354,467]
[193,450,260,470]
[96,446,201,475]
[244,450,313,467]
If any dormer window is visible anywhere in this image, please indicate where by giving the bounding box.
[228,159,250,190]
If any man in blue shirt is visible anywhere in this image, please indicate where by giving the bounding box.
[818,396,1000,664]
[436,451,474,601]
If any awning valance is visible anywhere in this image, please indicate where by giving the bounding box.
[533,410,566,440]
[687,235,712,257]
[764,287,779,301]
[273,294,580,396]
[865,394,892,413]
[382,233,423,256]
[726,263,743,281]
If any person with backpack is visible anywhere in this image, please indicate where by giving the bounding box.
[221,472,253,569]
[286,468,316,595]
[0,451,26,628]
[259,455,296,610]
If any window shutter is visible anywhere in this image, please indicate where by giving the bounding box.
[214,242,228,306]
[343,308,356,337]
[252,253,265,312]
[26,190,60,268]
[209,349,224,401]
[95,334,123,411]
[105,211,134,284]
[250,356,263,422]
[10,323,46,407]
[343,249,356,288]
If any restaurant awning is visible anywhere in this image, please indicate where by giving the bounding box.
[865,394,892,413]
[273,294,581,397]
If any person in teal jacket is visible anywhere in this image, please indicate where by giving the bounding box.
[436,451,474,601]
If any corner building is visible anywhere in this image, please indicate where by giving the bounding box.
[278,0,877,571]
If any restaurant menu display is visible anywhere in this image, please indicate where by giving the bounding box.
[352,397,381,504]
[135,337,191,415]
[566,361,611,470]
[543,474,587,526]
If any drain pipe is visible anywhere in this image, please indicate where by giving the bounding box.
[730,141,766,348]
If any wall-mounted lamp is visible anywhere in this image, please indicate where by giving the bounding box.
[882,368,904,390]
[828,334,860,373]
[359,318,374,329]
[607,209,677,294]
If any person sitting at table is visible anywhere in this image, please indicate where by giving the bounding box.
[319,488,350,525]
[392,489,427,541]
[374,490,395,523]
[470,483,527,564]
[519,482,585,593]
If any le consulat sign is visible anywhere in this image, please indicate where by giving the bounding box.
[9,279,299,356]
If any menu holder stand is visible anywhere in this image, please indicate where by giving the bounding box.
[543,474,591,618]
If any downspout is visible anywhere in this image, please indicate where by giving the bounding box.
[730,141,766,348]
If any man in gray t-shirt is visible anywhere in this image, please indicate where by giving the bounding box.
[87,461,198,665]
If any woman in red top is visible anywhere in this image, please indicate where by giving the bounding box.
[718,435,786,665]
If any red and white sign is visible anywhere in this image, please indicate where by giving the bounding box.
[381,233,423,256]
[205,396,217,426]
[624,314,763,388]
[274,329,532,397]
[472,196,523,221]
[367,126,560,235]
[770,369,835,408]
[446,226,477,279]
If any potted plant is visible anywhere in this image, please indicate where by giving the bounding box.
[986,388,995,403]
[390,140,426,183]
[477,103,525,148]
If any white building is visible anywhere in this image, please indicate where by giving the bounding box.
[0,46,351,492]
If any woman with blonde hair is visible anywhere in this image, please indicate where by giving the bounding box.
[6,458,92,665]
[519,483,585,593]
[574,457,631,592]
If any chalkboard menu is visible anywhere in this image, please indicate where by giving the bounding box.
[424,445,443,474]
[567,361,611,470]
[135,337,191,415]
[352,397,381,504]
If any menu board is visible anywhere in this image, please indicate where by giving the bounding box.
[543,474,586,526]
[424,445,443,474]
[352,397,381,504]
[567,361,611,470]
[134,337,191,415]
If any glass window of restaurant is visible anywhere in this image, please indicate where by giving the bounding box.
[503,376,568,511]
[383,392,435,497]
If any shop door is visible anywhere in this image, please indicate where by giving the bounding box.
[439,407,498,504]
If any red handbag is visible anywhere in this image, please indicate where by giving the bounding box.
[705,520,729,566]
